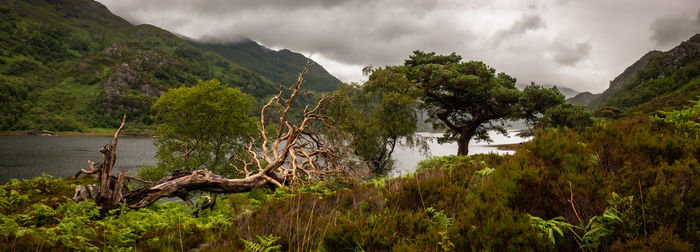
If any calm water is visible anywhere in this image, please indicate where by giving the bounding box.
[0,135,156,183]
[390,131,529,177]
[0,131,529,183]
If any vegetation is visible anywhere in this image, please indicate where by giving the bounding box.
[574,34,700,114]
[141,80,258,180]
[605,58,700,114]
[0,0,338,132]
[2,1,698,251]
[402,51,588,155]
[193,39,340,94]
[326,66,428,175]
[3,103,698,250]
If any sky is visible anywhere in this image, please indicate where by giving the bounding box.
[96,0,700,93]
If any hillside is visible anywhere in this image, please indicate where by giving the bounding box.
[193,39,340,93]
[568,34,700,113]
[0,0,339,131]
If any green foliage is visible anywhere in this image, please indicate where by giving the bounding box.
[604,53,700,114]
[541,103,593,131]
[241,234,282,252]
[595,106,623,119]
[401,51,588,155]
[193,39,340,94]
[650,99,700,133]
[527,215,573,245]
[0,0,338,131]
[518,83,566,127]
[147,79,258,179]
[404,51,522,155]
[327,67,427,174]
[4,96,700,251]
[0,176,241,251]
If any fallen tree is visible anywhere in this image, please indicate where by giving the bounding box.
[71,61,346,212]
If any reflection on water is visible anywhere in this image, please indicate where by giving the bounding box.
[0,135,156,183]
[390,131,530,177]
[0,131,529,183]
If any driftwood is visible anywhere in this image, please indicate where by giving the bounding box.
[69,160,150,184]
[72,60,343,211]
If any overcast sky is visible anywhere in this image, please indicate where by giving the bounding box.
[97,0,700,93]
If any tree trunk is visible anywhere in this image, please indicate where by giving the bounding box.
[73,168,290,209]
[121,169,287,209]
[457,127,476,155]
[72,61,339,211]
[457,137,470,155]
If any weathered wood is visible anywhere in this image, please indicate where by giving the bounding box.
[72,60,343,211]
[121,169,287,209]
[69,160,151,184]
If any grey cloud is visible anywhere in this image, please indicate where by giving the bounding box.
[492,14,545,47]
[549,41,591,66]
[650,10,700,46]
[96,0,700,93]
[100,0,457,66]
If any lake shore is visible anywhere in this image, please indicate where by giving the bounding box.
[0,130,152,137]
[486,143,523,151]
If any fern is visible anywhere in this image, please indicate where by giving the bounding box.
[241,234,282,252]
[527,215,575,245]
[427,207,453,228]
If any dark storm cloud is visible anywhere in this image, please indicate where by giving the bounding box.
[97,0,700,93]
[492,14,546,47]
[650,10,700,46]
[105,0,456,66]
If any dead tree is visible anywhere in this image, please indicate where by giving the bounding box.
[73,60,345,211]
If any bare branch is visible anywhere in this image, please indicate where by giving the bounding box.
[72,61,348,210]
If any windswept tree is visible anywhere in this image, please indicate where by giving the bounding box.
[405,51,522,155]
[403,51,590,155]
[518,83,567,131]
[72,61,346,211]
[517,83,592,131]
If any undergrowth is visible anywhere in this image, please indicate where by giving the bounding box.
[1,104,699,251]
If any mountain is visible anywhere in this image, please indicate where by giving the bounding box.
[192,39,340,93]
[0,0,339,131]
[568,34,700,113]
[516,84,579,98]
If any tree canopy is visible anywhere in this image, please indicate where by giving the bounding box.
[326,66,427,175]
[403,51,590,155]
[143,79,258,179]
[405,51,523,155]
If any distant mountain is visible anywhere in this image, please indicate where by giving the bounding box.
[192,39,340,93]
[0,0,339,131]
[568,34,700,113]
[516,84,579,98]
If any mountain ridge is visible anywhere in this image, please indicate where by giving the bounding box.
[0,0,340,131]
[568,34,700,113]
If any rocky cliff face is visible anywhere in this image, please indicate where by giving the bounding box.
[568,34,700,110]
[75,42,187,118]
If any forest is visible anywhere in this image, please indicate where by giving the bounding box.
[1,49,698,251]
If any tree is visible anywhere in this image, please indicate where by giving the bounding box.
[518,83,567,131]
[145,79,258,179]
[326,66,426,174]
[72,61,345,210]
[405,51,522,155]
[541,103,593,131]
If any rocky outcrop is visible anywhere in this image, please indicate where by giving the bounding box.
[568,34,700,109]
[94,43,184,115]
